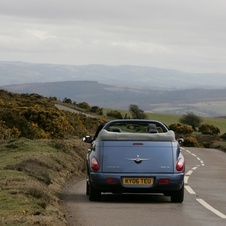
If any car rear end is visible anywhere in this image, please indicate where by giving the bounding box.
[88,129,185,202]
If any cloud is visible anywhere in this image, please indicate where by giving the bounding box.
[0,0,226,73]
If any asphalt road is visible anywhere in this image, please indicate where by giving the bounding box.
[55,104,95,117]
[63,147,226,226]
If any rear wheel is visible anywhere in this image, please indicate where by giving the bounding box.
[89,183,101,201]
[171,185,184,203]
[163,192,171,196]
[86,180,89,196]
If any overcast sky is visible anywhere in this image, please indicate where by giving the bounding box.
[0,0,226,73]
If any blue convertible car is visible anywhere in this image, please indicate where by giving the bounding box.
[83,119,185,203]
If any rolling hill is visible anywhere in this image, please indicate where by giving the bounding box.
[1,61,226,90]
[2,80,226,117]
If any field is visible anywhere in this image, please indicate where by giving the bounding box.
[146,112,226,135]
[149,100,226,117]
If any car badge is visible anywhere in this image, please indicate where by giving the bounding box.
[126,155,149,164]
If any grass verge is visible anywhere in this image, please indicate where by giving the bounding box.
[0,137,88,226]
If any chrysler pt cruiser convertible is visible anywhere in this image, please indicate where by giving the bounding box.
[83,119,185,203]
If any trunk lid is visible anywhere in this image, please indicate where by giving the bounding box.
[101,140,174,173]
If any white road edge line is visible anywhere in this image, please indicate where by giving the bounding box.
[184,176,189,184]
[185,185,196,195]
[196,198,226,219]
[186,170,193,176]
[183,148,226,219]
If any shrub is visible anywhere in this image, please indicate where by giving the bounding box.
[202,142,212,148]
[169,123,193,135]
[63,97,72,104]
[90,106,103,115]
[107,110,123,119]
[77,102,90,110]
[220,133,226,140]
[199,123,220,135]
[183,136,199,147]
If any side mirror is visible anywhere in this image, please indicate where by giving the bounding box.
[177,137,184,144]
[82,135,93,143]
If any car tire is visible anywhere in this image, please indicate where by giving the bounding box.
[163,192,171,196]
[171,185,184,203]
[86,180,89,196]
[89,183,101,201]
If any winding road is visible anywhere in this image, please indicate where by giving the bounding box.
[55,104,96,117]
[63,147,226,226]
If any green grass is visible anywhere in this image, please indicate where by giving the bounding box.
[0,138,88,226]
[146,112,226,134]
[146,112,180,125]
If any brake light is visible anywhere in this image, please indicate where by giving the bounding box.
[132,143,143,146]
[91,157,100,171]
[176,156,184,171]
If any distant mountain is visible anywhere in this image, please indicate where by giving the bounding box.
[1,61,226,90]
[2,80,226,117]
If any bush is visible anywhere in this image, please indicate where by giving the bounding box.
[77,102,90,110]
[202,142,212,148]
[220,133,226,140]
[90,106,103,115]
[169,123,193,135]
[63,97,72,104]
[0,91,109,139]
[183,136,199,147]
[199,123,220,135]
[107,110,123,119]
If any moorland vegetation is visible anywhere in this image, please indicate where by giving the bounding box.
[1,89,226,225]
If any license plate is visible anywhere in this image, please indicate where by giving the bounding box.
[122,177,154,185]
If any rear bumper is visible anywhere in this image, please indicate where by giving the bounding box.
[89,172,184,193]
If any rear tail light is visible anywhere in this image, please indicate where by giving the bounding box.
[176,155,185,171]
[90,157,100,171]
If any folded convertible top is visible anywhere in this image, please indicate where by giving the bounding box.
[97,129,176,141]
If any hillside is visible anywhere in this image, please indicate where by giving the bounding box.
[2,81,226,117]
[0,138,88,225]
[0,90,106,140]
[1,61,226,90]
[0,91,95,225]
